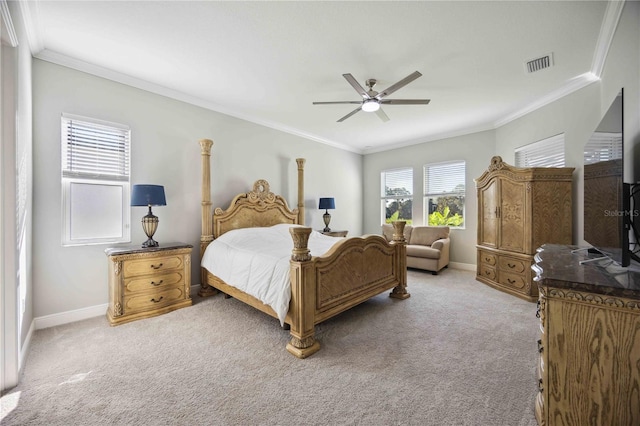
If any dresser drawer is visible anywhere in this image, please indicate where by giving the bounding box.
[479,251,497,266]
[498,256,527,273]
[478,264,496,280]
[498,271,526,289]
[123,286,186,313]
[123,254,184,277]
[124,271,185,294]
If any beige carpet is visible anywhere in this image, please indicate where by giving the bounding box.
[1,269,539,425]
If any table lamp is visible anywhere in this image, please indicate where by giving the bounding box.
[131,184,166,248]
[319,197,335,232]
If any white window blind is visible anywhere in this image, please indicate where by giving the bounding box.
[382,168,413,197]
[584,132,622,164]
[62,114,130,181]
[515,134,565,167]
[424,161,465,196]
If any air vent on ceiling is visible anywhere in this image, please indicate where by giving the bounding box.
[525,53,554,73]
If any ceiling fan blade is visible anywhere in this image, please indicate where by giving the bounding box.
[375,108,390,122]
[337,106,362,122]
[313,101,363,105]
[375,71,422,99]
[380,99,431,105]
[343,73,370,99]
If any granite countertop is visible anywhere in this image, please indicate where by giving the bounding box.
[532,244,640,299]
[104,242,193,256]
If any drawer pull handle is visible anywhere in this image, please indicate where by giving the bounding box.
[537,339,543,353]
[151,296,164,303]
[508,278,516,284]
[485,271,491,276]
[150,263,164,270]
[150,280,164,286]
[538,378,543,393]
[507,263,516,268]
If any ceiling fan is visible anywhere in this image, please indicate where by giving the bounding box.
[313,71,430,122]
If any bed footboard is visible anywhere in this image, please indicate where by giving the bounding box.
[286,222,408,358]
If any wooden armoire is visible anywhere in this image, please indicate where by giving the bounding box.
[475,156,574,301]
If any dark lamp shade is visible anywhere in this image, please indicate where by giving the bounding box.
[131,184,167,206]
[318,197,335,210]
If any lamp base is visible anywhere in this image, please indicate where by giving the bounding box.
[141,207,160,248]
[323,211,331,233]
[141,238,159,248]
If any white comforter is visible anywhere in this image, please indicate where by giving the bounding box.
[201,224,341,325]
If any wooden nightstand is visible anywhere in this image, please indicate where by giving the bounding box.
[105,242,193,326]
[320,230,348,237]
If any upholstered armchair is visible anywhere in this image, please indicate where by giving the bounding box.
[382,224,450,275]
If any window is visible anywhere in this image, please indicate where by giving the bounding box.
[515,134,565,167]
[61,114,131,246]
[381,168,413,224]
[583,132,622,164]
[424,161,465,228]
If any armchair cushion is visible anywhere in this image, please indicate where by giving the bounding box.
[409,226,450,246]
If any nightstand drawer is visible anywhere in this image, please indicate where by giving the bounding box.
[124,286,186,312]
[123,255,184,277]
[124,271,185,293]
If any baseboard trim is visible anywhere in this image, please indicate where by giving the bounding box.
[449,262,476,271]
[34,284,202,330]
[34,303,109,330]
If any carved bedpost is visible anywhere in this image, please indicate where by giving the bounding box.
[296,158,305,225]
[287,226,320,358]
[389,221,410,300]
[198,139,217,297]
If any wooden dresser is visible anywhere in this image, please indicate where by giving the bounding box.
[105,242,193,326]
[532,244,640,426]
[475,156,574,301]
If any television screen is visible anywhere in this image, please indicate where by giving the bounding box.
[583,89,628,265]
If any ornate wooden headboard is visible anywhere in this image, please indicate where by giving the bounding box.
[198,139,306,261]
[212,179,299,238]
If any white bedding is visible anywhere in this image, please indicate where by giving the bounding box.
[201,223,341,325]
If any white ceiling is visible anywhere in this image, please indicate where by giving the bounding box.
[22,1,618,154]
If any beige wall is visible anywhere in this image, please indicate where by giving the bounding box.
[363,130,495,267]
[32,60,362,318]
[496,1,640,247]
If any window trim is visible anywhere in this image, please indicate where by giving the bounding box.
[381,167,413,225]
[61,114,131,246]
[423,160,466,229]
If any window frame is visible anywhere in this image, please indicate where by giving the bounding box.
[380,167,413,225]
[61,113,131,246]
[423,160,466,229]
[515,133,565,168]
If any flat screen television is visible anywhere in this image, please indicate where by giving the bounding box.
[583,89,636,266]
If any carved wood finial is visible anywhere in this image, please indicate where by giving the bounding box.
[488,156,505,171]
[289,227,312,261]
[199,139,213,155]
[391,220,407,243]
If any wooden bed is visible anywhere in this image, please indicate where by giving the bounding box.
[197,139,409,358]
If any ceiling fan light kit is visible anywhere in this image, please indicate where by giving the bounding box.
[361,100,380,112]
[313,71,430,122]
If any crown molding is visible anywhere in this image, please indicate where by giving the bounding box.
[17,0,44,54]
[35,49,361,155]
[0,0,18,47]
[494,72,600,128]
[591,0,625,77]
